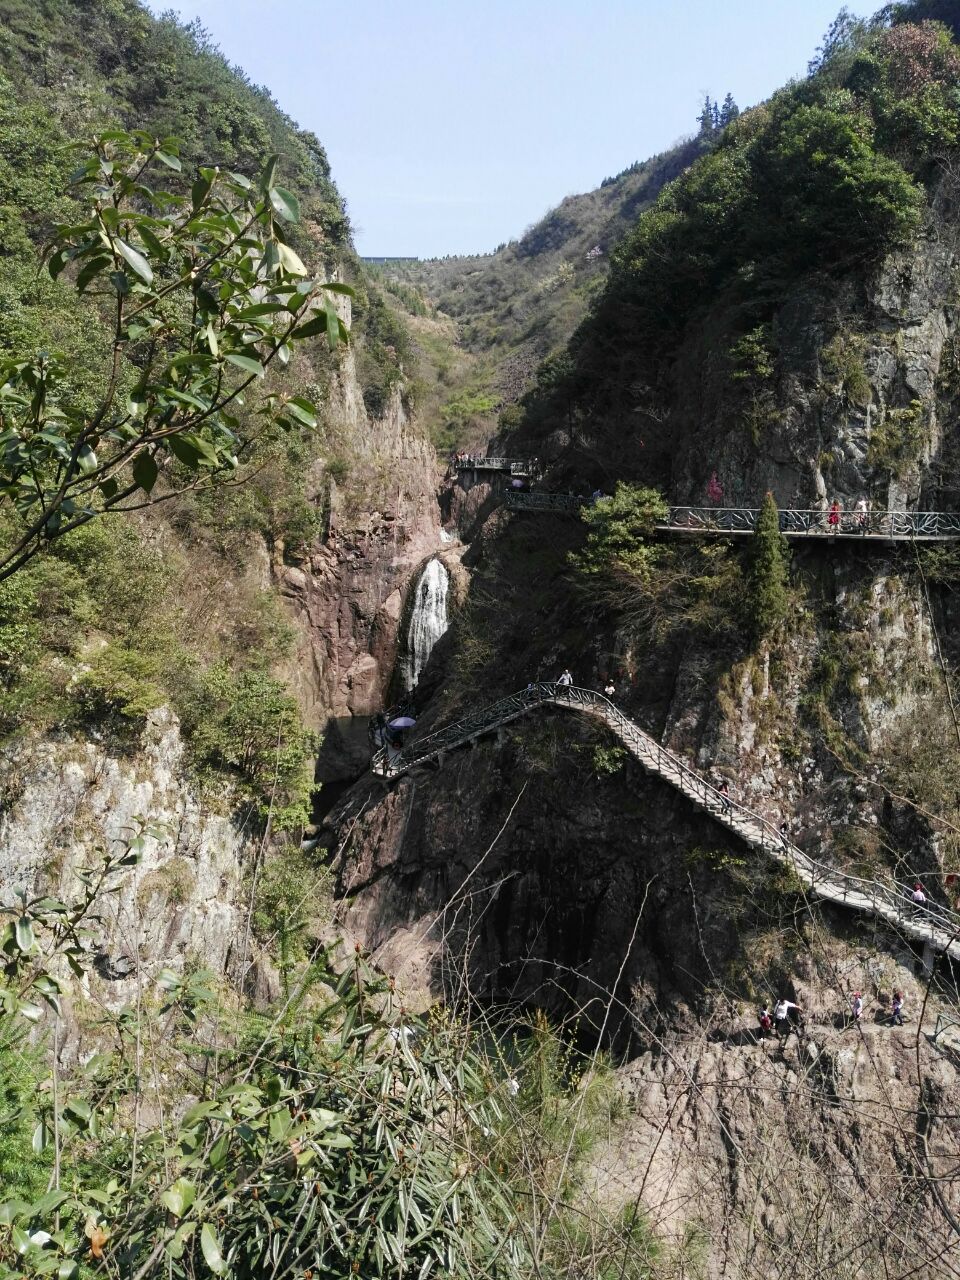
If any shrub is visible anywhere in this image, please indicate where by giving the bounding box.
[177,665,316,831]
[573,483,668,577]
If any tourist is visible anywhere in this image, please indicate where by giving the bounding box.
[718,781,732,815]
[855,496,869,534]
[851,991,864,1024]
[828,499,841,532]
[774,997,801,1039]
[758,1006,774,1039]
[604,680,616,697]
[911,881,927,908]
[557,669,574,692]
[890,991,905,1026]
[779,821,791,851]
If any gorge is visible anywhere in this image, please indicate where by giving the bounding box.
[3,2,960,1278]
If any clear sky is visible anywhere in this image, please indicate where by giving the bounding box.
[154,0,881,258]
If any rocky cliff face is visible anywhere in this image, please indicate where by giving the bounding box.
[0,331,445,982]
[277,352,444,730]
[656,203,959,514]
[0,710,252,987]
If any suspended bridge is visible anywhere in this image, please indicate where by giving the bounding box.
[502,492,960,541]
[371,683,960,962]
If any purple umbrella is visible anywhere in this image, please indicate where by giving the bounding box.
[388,716,417,729]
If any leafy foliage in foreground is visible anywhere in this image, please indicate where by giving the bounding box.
[0,128,348,581]
[0,848,531,1280]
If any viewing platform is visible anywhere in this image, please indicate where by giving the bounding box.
[504,492,960,542]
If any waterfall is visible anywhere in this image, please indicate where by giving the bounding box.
[400,558,450,691]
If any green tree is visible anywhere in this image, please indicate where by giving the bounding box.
[0,129,350,583]
[573,483,668,577]
[719,92,740,127]
[747,492,790,637]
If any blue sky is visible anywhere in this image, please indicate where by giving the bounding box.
[154,1,881,258]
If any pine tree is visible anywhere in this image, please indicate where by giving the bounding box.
[698,95,715,136]
[719,93,740,127]
[712,101,721,131]
[747,493,790,637]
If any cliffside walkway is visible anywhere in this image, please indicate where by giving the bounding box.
[504,492,960,542]
[372,683,960,962]
[455,456,539,477]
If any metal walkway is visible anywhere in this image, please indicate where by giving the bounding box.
[455,456,539,477]
[372,683,960,961]
[503,492,960,541]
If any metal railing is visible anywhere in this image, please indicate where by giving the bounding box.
[663,507,960,538]
[506,491,585,513]
[503,495,960,538]
[455,456,539,476]
[371,683,960,958]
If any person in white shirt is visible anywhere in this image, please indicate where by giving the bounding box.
[774,998,801,1039]
[851,992,864,1024]
[557,669,573,689]
[855,496,869,533]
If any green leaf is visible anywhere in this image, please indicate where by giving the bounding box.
[34,1190,69,1214]
[167,433,219,469]
[276,242,307,276]
[76,444,98,475]
[291,313,326,340]
[191,173,214,212]
[76,254,112,292]
[132,452,158,495]
[57,1262,80,1280]
[285,397,317,428]
[64,1098,92,1127]
[260,154,280,194]
[115,239,154,285]
[269,1109,292,1142]
[200,1223,227,1276]
[155,150,182,172]
[268,186,300,223]
[159,1177,196,1219]
[326,303,340,351]
[225,353,264,378]
[99,476,119,501]
[0,1200,31,1225]
[15,916,34,951]
[320,281,354,296]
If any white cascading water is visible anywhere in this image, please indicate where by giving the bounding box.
[401,558,450,690]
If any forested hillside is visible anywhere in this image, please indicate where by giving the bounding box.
[0,0,424,825]
[514,1,960,493]
[377,136,708,450]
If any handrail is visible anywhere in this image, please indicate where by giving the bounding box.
[371,683,960,958]
[455,456,540,475]
[662,507,960,537]
[503,493,960,537]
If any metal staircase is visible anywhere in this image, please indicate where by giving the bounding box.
[371,683,960,961]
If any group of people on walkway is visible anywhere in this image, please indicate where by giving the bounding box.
[758,989,906,1042]
[826,496,872,534]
